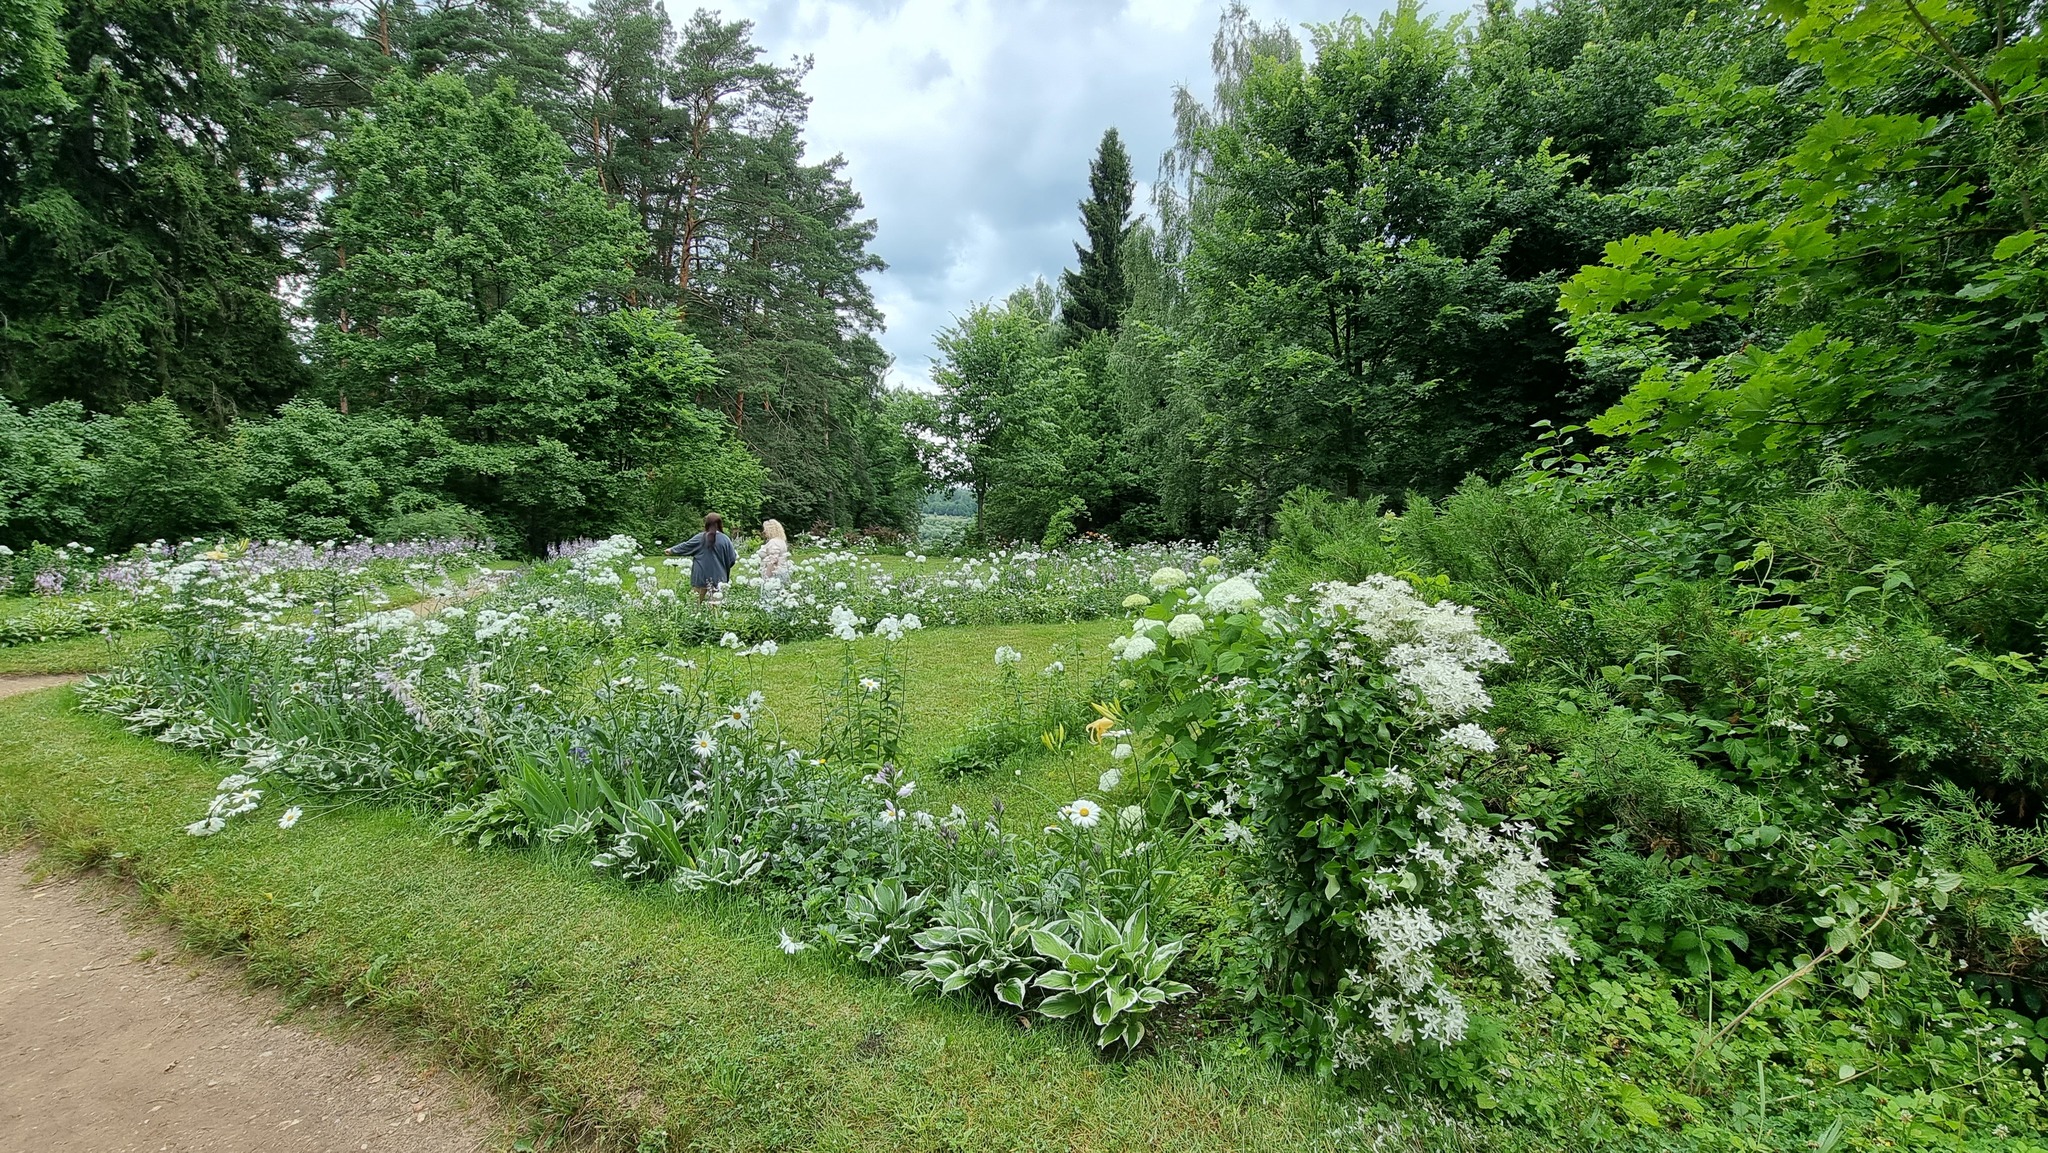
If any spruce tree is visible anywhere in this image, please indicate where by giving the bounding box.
[1059,128,1136,340]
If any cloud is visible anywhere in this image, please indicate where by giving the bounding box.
[690,0,1371,389]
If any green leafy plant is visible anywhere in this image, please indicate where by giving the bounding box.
[1029,906,1193,1050]
[904,883,1042,1007]
[820,877,930,969]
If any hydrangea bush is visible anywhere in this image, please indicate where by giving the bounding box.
[1114,570,1575,1064]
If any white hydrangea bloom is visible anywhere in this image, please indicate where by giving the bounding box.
[1203,576,1263,614]
[1148,566,1189,591]
[1167,613,1205,640]
[1116,634,1157,661]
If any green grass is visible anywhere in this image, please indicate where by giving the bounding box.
[0,684,1350,1152]
[700,619,1125,830]
[0,629,160,674]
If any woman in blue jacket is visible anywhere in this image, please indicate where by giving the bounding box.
[666,512,740,600]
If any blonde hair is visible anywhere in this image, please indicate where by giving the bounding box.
[762,518,786,543]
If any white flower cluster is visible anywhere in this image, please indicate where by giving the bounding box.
[1341,811,1573,1049]
[2027,906,2048,946]
[565,535,640,586]
[1202,576,1263,614]
[185,773,264,836]
[1314,576,1510,722]
[828,604,863,641]
[872,613,922,641]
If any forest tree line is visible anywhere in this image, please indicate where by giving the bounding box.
[936,0,2048,544]
[1,0,922,552]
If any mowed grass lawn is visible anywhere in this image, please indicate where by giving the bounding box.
[0,622,1354,1152]
[692,618,1128,831]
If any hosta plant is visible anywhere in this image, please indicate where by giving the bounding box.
[904,883,1042,1007]
[818,877,930,969]
[1029,907,1194,1050]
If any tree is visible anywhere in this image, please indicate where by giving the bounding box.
[558,10,913,530]
[1060,129,1138,340]
[311,74,646,549]
[934,283,1094,542]
[0,0,308,422]
[1563,0,2048,497]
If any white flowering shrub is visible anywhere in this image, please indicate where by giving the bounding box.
[1115,572,1573,1060]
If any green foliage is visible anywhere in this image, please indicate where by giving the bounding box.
[904,883,1041,1006]
[1267,487,1395,589]
[1059,128,1137,340]
[1562,0,2048,494]
[937,0,1736,538]
[312,74,643,550]
[0,398,93,548]
[0,0,308,420]
[238,400,472,543]
[87,399,243,550]
[1029,906,1195,1051]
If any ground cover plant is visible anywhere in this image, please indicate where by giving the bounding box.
[0,687,1362,1153]
[5,519,2031,1150]
[0,537,497,648]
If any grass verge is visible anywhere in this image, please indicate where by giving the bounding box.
[0,685,1349,1152]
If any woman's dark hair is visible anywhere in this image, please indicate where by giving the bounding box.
[703,512,724,541]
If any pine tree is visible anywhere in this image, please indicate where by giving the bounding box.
[1059,128,1137,340]
[0,0,308,422]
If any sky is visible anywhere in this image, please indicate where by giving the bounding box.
[672,0,1377,390]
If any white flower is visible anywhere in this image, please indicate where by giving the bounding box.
[858,676,882,693]
[1115,634,1157,662]
[1098,767,1123,792]
[1040,661,1065,676]
[873,615,905,641]
[896,780,917,799]
[1059,798,1103,828]
[1166,613,1205,640]
[779,928,809,954]
[184,816,226,837]
[720,631,741,648]
[1438,723,1498,754]
[2027,907,2048,946]
[1148,567,1189,591]
[690,733,718,759]
[828,604,862,641]
[1203,576,1262,613]
[878,800,904,825]
[901,613,923,631]
[217,773,258,792]
[1110,742,1133,761]
[277,806,303,829]
[1122,593,1152,609]
[994,645,1022,666]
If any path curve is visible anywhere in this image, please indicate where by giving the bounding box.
[0,674,85,699]
[0,852,511,1152]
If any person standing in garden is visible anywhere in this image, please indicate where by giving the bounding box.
[756,518,791,592]
[666,512,739,600]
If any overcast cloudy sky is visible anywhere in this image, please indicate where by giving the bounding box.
[669,0,1380,389]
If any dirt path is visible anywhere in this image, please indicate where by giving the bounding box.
[0,674,84,699]
[0,853,513,1153]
